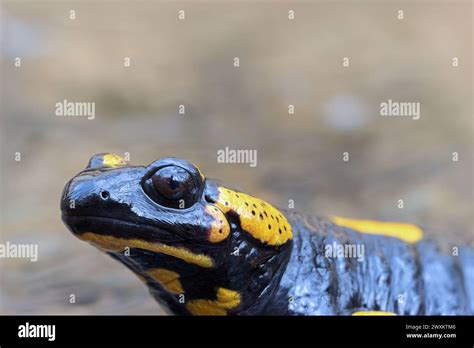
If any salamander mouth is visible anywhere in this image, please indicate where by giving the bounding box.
[61,214,189,245]
[61,214,218,268]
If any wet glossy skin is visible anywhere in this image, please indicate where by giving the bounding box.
[61,153,474,315]
[61,154,291,315]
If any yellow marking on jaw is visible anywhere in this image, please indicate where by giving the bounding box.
[205,205,230,243]
[147,268,184,294]
[102,153,127,167]
[331,216,423,244]
[79,232,214,268]
[352,311,396,316]
[214,187,292,246]
[186,287,241,316]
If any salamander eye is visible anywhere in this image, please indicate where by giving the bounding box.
[151,166,194,200]
[143,166,198,208]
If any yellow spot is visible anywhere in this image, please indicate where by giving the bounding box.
[214,187,292,246]
[186,287,241,316]
[216,288,241,309]
[331,216,423,244]
[147,268,184,294]
[205,205,231,243]
[79,232,214,268]
[186,300,227,316]
[352,311,396,316]
[102,153,127,167]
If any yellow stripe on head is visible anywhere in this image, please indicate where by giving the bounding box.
[213,187,292,246]
[331,216,423,244]
[102,153,127,167]
[87,153,127,169]
[78,232,214,268]
[186,287,241,315]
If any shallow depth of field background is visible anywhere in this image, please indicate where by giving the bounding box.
[0,1,472,314]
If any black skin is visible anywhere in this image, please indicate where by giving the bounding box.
[61,154,474,315]
[270,213,474,315]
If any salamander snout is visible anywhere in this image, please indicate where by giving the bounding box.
[60,153,132,234]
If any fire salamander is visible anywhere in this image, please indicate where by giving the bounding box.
[61,153,474,315]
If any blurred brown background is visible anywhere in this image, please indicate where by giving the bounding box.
[0,0,472,314]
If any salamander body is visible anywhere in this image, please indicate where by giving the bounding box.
[60,153,474,315]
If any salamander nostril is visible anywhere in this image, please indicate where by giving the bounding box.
[100,191,110,200]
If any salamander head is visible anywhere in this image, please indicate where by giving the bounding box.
[61,153,293,315]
